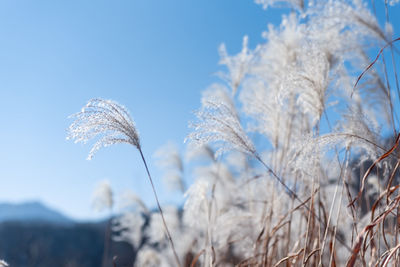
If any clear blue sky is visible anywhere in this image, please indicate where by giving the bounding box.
[0,1,398,220]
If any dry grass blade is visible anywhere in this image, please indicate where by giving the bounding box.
[273,248,304,267]
[304,248,321,265]
[386,160,400,203]
[350,133,400,207]
[329,237,337,267]
[257,156,351,252]
[190,249,205,267]
[382,243,400,266]
[351,37,400,98]
[346,223,376,267]
[347,197,400,267]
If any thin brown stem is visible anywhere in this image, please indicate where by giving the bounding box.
[138,148,181,267]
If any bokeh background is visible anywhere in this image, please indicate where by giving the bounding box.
[0,1,399,266]
[0,0,288,220]
[0,0,399,220]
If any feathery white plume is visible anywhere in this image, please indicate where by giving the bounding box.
[154,142,185,193]
[67,98,140,160]
[218,36,253,95]
[113,212,145,249]
[187,85,255,158]
[91,179,113,212]
[254,0,304,10]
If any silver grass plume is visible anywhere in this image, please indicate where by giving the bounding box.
[187,84,256,158]
[67,98,140,160]
[255,0,304,10]
[67,98,181,267]
[91,179,113,212]
[154,142,185,193]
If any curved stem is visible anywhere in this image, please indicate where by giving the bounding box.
[138,148,182,267]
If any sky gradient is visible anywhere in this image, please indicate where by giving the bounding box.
[0,1,398,220]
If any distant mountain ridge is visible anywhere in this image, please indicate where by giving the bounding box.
[0,201,73,225]
[0,202,135,266]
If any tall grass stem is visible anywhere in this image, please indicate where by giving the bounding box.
[138,148,182,267]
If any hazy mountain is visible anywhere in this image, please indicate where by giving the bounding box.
[0,201,73,225]
[0,220,134,267]
[0,202,135,266]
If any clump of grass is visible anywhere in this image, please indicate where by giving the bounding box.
[69,1,400,266]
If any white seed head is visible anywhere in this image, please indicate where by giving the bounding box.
[67,98,140,160]
[186,85,256,158]
[91,179,113,212]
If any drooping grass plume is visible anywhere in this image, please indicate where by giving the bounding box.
[67,98,181,267]
[67,98,140,160]
[186,84,256,158]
